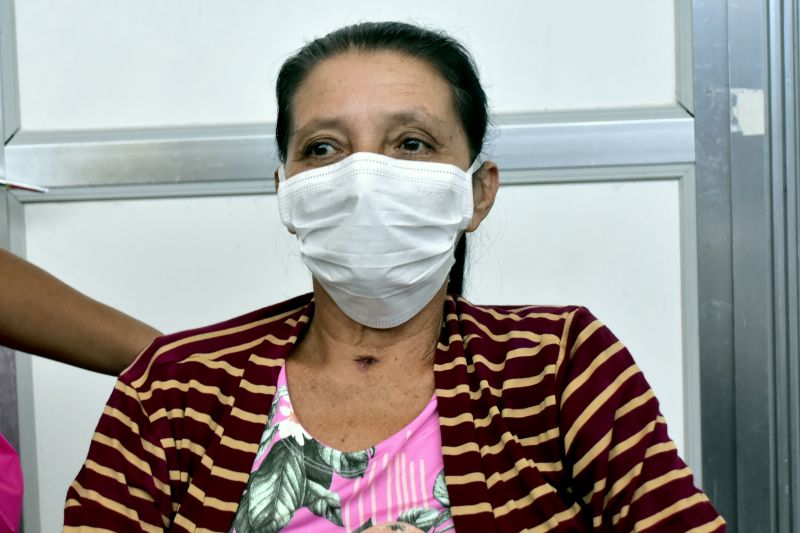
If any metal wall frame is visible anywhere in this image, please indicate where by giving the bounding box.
[769,0,799,529]
[0,0,19,142]
[3,107,695,201]
[692,0,800,530]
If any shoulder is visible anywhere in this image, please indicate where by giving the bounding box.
[119,292,314,391]
[451,297,619,374]
[451,295,591,340]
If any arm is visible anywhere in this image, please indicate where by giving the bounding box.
[64,374,173,532]
[0,248,160,374]
[559,308,725,531]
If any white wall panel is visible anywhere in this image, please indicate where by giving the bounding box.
[15,0,675,130]
[465,179,685,451]
[22,178,684,531]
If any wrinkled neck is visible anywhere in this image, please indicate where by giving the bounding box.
[295,278,446,371]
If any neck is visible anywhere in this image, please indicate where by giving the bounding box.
[296,279,447,372]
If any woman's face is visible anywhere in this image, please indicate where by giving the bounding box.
[283,50,473,177]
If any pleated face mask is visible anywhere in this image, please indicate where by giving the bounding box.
[277,152,479,328]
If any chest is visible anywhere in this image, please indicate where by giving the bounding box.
[231,365,453,533]
[285,360,436,452]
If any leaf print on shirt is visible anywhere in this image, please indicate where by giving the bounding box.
[313,441,375,479]
[396,508,441,530]
[394,502,452,531]
[433,470,449,508]
[395,470,453,532]
[234,439,306,533]
[302,440,334,488]
[234,401,350,532]
[303,478,343,526]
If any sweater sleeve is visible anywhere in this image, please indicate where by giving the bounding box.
[558,307,725,532]
[63,374,173,532]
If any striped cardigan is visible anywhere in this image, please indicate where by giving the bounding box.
[65,293,724,532]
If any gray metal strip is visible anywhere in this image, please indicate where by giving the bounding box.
[0,0,21,475]
[2,107,695,193]
[10,178,275,203]
[9,164,694,203]
[770,0,800,529]
[728,0,776,528]
[1,7,32,529]
[15,350,39,533]
[692,0,800,529]
[490,107,695,170]
[692,0,738,527]
[676,0,695,114]
[0,0,19,142]
[498,163,692,185]
[0,190,19,452]
[785,1,800,524]
[679,166,702,484]
[0,346,17,448]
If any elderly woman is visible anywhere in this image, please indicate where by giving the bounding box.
[65,22,724,532]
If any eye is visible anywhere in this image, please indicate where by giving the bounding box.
[400,137,429,153]
[304,141,336,158]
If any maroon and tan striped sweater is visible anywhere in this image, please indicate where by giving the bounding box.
[64,293,724,532]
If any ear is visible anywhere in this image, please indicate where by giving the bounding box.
[466,160,500,232]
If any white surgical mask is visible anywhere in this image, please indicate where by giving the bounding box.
[277,152,480,328]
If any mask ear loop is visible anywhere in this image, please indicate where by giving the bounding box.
[467,158,483,178]
[277,164,288,183]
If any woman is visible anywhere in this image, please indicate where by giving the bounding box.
[65,22,724,532]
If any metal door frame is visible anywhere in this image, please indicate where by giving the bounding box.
[690,0,800,530]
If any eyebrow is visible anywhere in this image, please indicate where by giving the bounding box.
[291,117,347,141]
[385,110,449,131]
[291,108,448,141]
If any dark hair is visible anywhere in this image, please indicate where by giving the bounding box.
[275,21,489,295]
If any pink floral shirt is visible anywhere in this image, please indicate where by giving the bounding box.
[231,365,454,533]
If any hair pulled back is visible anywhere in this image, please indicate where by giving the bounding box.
[275,21,489,295]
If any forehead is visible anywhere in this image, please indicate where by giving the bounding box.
[289,50,460,132]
